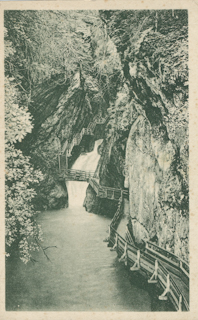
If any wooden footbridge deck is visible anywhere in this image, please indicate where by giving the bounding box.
[60,169,95,181]
[89,178,129,200]
[59,169,129,200]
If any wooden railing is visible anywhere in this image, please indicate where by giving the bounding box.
[60,169,95,181]
[145,241,189,279]
[110,195,124,229]
[108,226,189,311]
[89,178,129,200]
[59,169,128,200]
[62,115,108,157]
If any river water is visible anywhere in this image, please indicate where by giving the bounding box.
[6,139,166,311]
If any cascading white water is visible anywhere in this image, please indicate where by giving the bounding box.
[67,139,103,207]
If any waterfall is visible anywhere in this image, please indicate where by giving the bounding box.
[67,139,103,207]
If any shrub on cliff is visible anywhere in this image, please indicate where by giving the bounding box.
[5,72,43,263]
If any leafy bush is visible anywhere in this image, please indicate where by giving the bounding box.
[5,76,43,263]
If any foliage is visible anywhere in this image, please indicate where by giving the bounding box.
[5,77,33,143]
[4,11,96,90]
[5,72,43,263]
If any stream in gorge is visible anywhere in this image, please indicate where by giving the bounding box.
[6,140,170,311]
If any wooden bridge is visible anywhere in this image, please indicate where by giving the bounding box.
[107,198,189,312]
[60,169,95,181]
[89,178,128,200]
[60,169,129,200]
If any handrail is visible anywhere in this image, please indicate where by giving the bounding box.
[63,169,95,176]
[89,178,129,200]
[109,226,189,311]
[60,169,95,181]
[110,194,124,229]
[145,241,189,279]
[59,171,128,200]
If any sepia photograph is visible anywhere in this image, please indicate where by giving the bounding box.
[1,1,197,318]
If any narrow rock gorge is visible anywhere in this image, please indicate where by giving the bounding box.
[5,9,188,265]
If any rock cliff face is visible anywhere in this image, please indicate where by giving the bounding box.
[22,74,107,211]
[124,115,188,262]
[83,110,188,263]
[84,139,124,217]
[95,9,189,262]
[28,75,188,262]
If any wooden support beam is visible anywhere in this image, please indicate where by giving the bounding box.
[58,154,61,172]
[103,225,111,243]
[178,294,182,311]
[108,225,111,240]
[110,234,118,251]
[130,250,140,271]
[148,260,158,284]
[105,189,108,198]
[119,242,128,266]
[159,274,170,300]
[65,155,68,171]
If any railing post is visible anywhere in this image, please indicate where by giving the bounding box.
[58,153,61,172]
[103,225,111,243]
[178,294,182,311]
[148,260,158,284]
[180,260,182,270]
[119,242,128,266]
[159,273,170,300]
[66,152,68,170]
[110,233,118,251]
[109,225,111,241]
[105,189,108,198]
[130,250,140,271]
[120,189,123,202]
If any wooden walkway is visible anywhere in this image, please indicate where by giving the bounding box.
[89,178,128,200]
[107,199,189,312]
[109,227,189,311]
